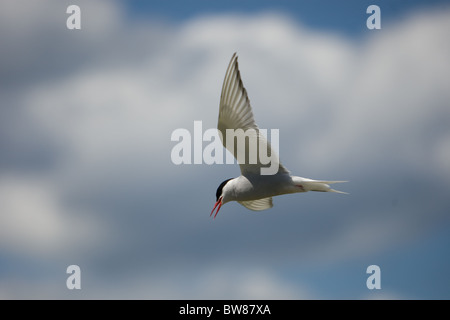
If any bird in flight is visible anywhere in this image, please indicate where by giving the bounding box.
[211,53,347,219]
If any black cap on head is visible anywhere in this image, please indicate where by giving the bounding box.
[216,178,233,201]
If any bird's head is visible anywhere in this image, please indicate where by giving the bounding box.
[210,178,234,219]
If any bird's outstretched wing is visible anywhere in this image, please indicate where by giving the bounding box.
[218,53,288,175]
[238,197,273,211]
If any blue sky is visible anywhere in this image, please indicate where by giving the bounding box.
[0,0,449,299]
[124,0,450,47]
[126,0,448,32]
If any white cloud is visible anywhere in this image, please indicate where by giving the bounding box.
[85,266,314,299]
[189,266,311,299]
[0,264,314,299]
[18,6,450,182]
[0,175,107,256]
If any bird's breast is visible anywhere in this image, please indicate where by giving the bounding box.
[232,174,294,201]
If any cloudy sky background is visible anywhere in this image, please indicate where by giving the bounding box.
[1,0,449,299]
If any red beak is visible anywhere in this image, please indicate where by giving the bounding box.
[210,197,223,219]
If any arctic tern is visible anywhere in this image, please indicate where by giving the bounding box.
[211,53,347,219]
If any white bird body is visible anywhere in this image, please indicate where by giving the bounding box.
[211,53,347,218]
[223,174,346,204]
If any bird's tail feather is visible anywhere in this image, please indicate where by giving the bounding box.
[303,180,349,194]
